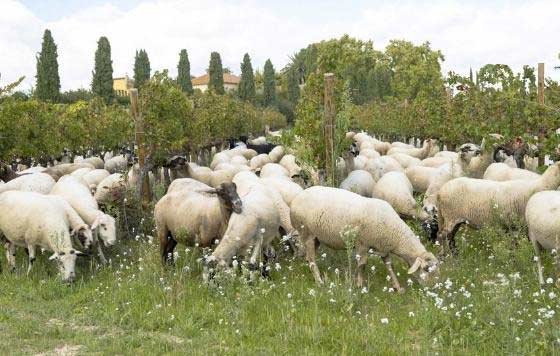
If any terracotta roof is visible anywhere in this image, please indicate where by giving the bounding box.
[192,73,240,86]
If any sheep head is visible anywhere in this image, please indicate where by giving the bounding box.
[408,252,439,286]
[208,182,242,214]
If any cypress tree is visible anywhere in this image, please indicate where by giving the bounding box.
[238,53,255,101]
[262,59,276,107]
[208,52,224,94]
[287,68,300,104]
[134,49,151,89]
[91,36,114,103]
[177,49,193,94]
[35,29,61,102]
[469,67,474,82]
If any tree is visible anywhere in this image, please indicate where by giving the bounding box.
[91,36,114,103]
[263,59,276,106]
[35,29,61,102]
[134,49,151,89]
[238,53,256,101]
[208,52,224,94]
[286,68,300,104]
[177,49,193,94]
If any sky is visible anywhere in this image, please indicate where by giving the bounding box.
[2,0,560,91]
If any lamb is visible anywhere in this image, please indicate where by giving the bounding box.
[483,163,540,181]
[0,173,55,195]
[268,146,285,163]
[405,166,440,193]
[104,155,129,174]
[50,176,117,263]
[389,153,421,169]
[290,186,439,291]
[372,171,417,218]
[0,191,92,282]
[250,154,272,172]
[340,170,375,197]
[525,191,560,285]
[155,181,242,264]
[437,162,560,254]
[205,178,299,279]
[44,163,95,181]
[94,173,126,204]
[387,139,435,159]
[279,154,303,179]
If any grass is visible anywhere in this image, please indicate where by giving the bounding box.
[1,210,560,355]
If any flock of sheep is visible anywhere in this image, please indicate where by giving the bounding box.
[0,130,559,288]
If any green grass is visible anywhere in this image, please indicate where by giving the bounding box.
[1,219,560,355]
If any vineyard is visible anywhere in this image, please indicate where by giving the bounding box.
[1,31,560,355]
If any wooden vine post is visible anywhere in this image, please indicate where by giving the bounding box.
[129,89,151,209]
[537,63,545,166]
[324,73,335,185]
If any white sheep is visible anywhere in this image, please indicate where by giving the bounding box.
[94,173,126,204]
[268,146,285,163]
[44,163,95,181]
[250,154,272,172]
[405,166,440,193]
[75,156,104,169]
[389,153,421,169]
[372,171,417,218]
[364,156,403,181]
[260,163,290,179]
[290,186,439,290]
[279,154,303,179]
[525,191,560,285]
[104,156,128,174]
[387,139,435,159]
[419,156,453,168]
[0,173,55,195]
[0,191,92,282]
[70,167,94,179]
[340,170,375,197]
[359,148,380,160]
[50,176,117,263]
[82,169,110,191]
[437,162,560,254]
[483,163,540,181]
[155,181,242,264]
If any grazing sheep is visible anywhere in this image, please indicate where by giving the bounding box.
[483,163,540,181]
[250,154,273,172]
[364,156,403,182]
[75,156,104,169]
[268,146,285,163]
[210,152,231,170]
[0,173,55,195]
[230,155,248,166]
[340,170,375,197]
[260,163,290,179]
[419,156,453,168]
[44,163,95,181]
[0,161,25,182]
[389,153,421,169]
[70,167,94,179]
[50,176,117,264]
[372,171,417,218]
[359,149,380,160]
[290,187,439,290]
[82,169,111,191]
[94,173,126,205]
[260,177,303,207]
[0,191,92,282]
[104,156,129,174]
[155,181,242,264]
[405,166,440,193]
[279,154,303,179]
[387,139,435,159]
[525,191,560,285]
[435,151,459,160]
[437,162,560,254]
[19,166,46,174]
[460,138,495,178]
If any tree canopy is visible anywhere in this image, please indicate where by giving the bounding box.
[35,29,61,102]
[177,49,193,95]
[91,36,114,103]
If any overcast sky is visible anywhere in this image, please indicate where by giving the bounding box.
[2,0,560,91]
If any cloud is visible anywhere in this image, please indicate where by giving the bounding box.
[1,0,559,91]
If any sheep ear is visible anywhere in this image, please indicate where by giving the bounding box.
[49,253,58,261]
[75,250,89,257]
[408,257,422,274]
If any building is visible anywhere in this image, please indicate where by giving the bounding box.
[192,73,240,92]
[113,75,134,97]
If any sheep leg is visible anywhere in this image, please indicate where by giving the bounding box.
[158,225,176,265]
[5,242,16,272]
[248,235,264,282]
[382,255,403,293]
[96,242,108,265]
[530,235,545,286]
[306,238,323,285]
[355,244,368,288]
[26,245,36,275]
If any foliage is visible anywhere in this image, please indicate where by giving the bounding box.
[133,49,151,89]
[91,36,114,103]
[177,49,193,95]
[238,53,256,102]
[59,89,94,104]
[286,67,300,105]
[208,52,225,94]
[262,59,276,107]
[35,29,61,102]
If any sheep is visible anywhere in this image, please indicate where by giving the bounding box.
[354,134,391,155]
[250,154,272,172]
[205,178,299,279]
[19,166,46,174]
[346,131,356,140]
[340,170,375,197]
[419,156,453,168]
[459,137,495,178]
[437,162,560,254]
[525,191,560,285]
[435,151,458,160]
[268,146,285,163]
[389,153,421,169]
[50,176,117,263]
[387,139,435,159]
[240,136,277,154]
[290,186,439,290]
[82,169,111,191]
[94,173,126,205]
[260,163,290,179]
[405,166,440,193]
[483,163,540,181]
[0,173,55,195]
[364,156,404,182]
[359,149,380,160]
[70,167,94,179]
[372,171,417,218]
[104,155,129,174]
[44,163,95,181]
[0,161,25,182]
[0,191,92,282]
[103,151,114,162]
[260,177,303,207]
[391,141,415,149]
[79,156,104,169]
[279,154,303,179]
[230,155,248,166]
[155,181,242,264]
